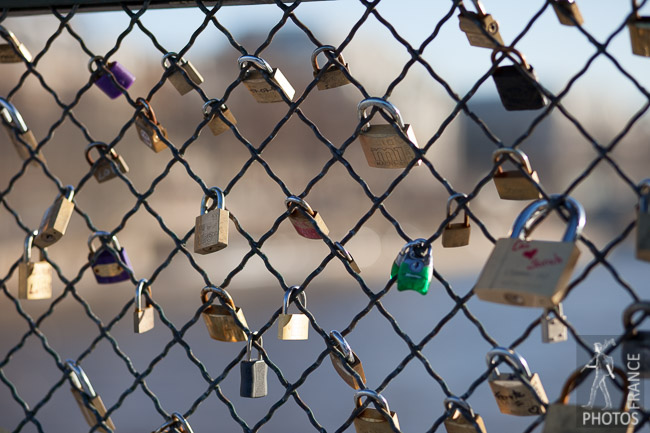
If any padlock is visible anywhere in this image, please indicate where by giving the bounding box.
[88,231,133,284]
[311,45,352,90]
[635,179,650,261]
[285,195,329,240]
[443,397,487,433]
[353,390,400,433]
[390,239,433,295]
[492,148,542,200]
[194,187,229,254]
[240,333,268,398]
[357,98,421,169]
[278,285,309,340]
[202,98,237,136]
[134,98,169,153]
[551,0,584,26]
[133,279,155,334]
[200,285,248,342]
[34,185,75,248]
[238,55,295,103]
[457,0,504,49]
[486,347,548,416]
[153,412,195,433]
[541,303,568,343]
[328,330,366,389]
[18,230,52,300]
[629,1,650,57]
[89,55,135,99]
[621,301,650,378]
[491,48,548,111]
[0,97,44,165]
[442,193,471,248]
[334,242,361,273]
[66,360,116,433]
[0,26,32,63]
[162,51,204,95]
[85,142,129,183]
[474,195,585,308]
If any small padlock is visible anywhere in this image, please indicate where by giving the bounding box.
[153,412,195,433]
[629,1,650,57]
[0,97,44,165]
[18,230,52,300]
[492,148,542,200]
[202,98,237,136]
[285,195,329,240]
[201,285,248,342]
[85,142,129,183]
[34,185,75,248]
[89,55,135,99]
[541,303,568,343]
[329,330,366,389]
[134,279,155,334]
[442,193,471,248]
[474,195,585,308]
[194,187,229,254]
[353,390,400,433]
[135,98,169,153]
[238,55,295,103]
[390,239,433,295]
[88,231,133,284]
[277,285,309,340]
[66,360,116,433]
[311,45,352,90]
[334,242,361,273]
[457,0,504,49]
[0,26,32,63]
[357,98,421,169]
[162,51,204,95]
[443,397,487,433]
[635,179,650,261]
[492,48,548,111]
[551,0,584,26]
[240,333,268,398]
[621,301,650,378]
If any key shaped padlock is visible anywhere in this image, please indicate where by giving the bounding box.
[390,239,433,295]
[486,347,548,416]
[551,0,584,26]
[277,285,309,340]
[18,230,52,300]
[353,390,400,433]
[285,195,329,240]
[238,55,295,103]
[474,195,585,308]
[358,98,421,169]
[492,148,542,200]
[135,98,169,153]
[541,303,568,343]
[457,0,504,49]
[334,242,361,273]
[194,187,229,254]
[629,0,650,57]
[89,55,135,99]
[134,279,155,334]
[311,45,352,90]
[0,26,32,63]
[203,99,237,136]
[492,48,548,111]
[240,333,268,398]
[162,52,204,95]
[621,301,650,378]
[443,397,487,433]
[88,231,133,284]
[329,330,366,389]
[0,97,44,165]
[442,193,471,248]
[153,412,195,433]
[34,185,75,248]
[66,360,116,433]
[201,286,248,342]
[635,179,650,261]
[85,142,129,183]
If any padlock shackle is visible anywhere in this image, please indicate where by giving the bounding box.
[237,55,274,74]
[397,238,428,258]
[311,45,346,72]
[443,396,475,421]
[200,187,225,215]
[0,97,29,133]
[632,0,641,16]
[446,193,469,218]
[202,99,228,118]
[200,285,236,310]
[509,195,585,243]
[88,231,122,254]
[65,359,97,398]
[88,55,109,74]
[285,195,315,216]
[492,147,534,175]
[638,178,650,212]
[543,302,564,318]
[0,26,16,42]
[490,47,530,70]
[329,330,355,363]
[623,301,650,330]
[62,185,75,202]
[136,97,159,125]
[354,389,390,414]
[245,332,264,362]
[135,278,152,311]
[559,366,628,410]
[85,142,119,166]
[154,412,195,433]
[282,285,307,314]
[23,230,38,262]
[334,242,355,263]
[485,347,533,379]
[357,97,406,131]
[161,52,187,70]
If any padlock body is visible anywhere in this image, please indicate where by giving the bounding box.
[4,126,43,166]
[89,247,132,284]
[194,208,229,254]
[622,331,650,378]
[442,223,471,248]
[0,41,32,63]
[458,12,503,49]
[240,359,268,398]
[474,238,580,308]
[443,413,487,433]
[354,408,399,433]
[628,17,650,57]
[314,64,351,90]
[494,170,541,200]
[288,209,329,240]
[168,60,204,95]
[542,404,634,433]
[92,155,129,183]
[330,351,366,389]
[277,313,309,340]
[541,312,568,343]
[488,372,548,416]
[71,389,116,432]
[635,210,650,262]
[393,253,433,295]
[18,261,52,300]
[202,304,248,342]
[93,61,135,99]
[207,107,237,136]
[34,196,74,248]
[133,305,155,333]
[493,65,548,111]
[359,124,421,169]
[552,0,584,26]
[243,68,295,103]
[135,114,168,153]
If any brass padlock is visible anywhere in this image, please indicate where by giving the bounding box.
[621,301,650,378]
[277,285,309,340]
[442,193,471,248]
[353,390,400,433]
[474,195,585,308]
[34,185,75,248]
[153,412,195,433]
[486,347,548,416]
[285,195,329,240]
[492,148,542,200]
[491,48,548,111]
[443,397,487,433]
[134,279,155,334]
[0,97,44,166]
[202,98,237,136]
[0,26,32,63]
[329,330,366,389]
[66,360,116,433]
[135,98,169,153]
[551,0,584,26]
[541,303,568,343]
[311,45,351,90]
[85,142,129,183]
[162,51,204,95]
[238,55,295,103]
[357,98,421,169]
[194,187,229,254]
[457,0,504,49]
[636,179,650,261]
[201,285,248,342]
[18,230,52,300]
[334,242,361,273]
[629,0,650,57]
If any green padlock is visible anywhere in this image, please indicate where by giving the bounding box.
[390,239,433,295]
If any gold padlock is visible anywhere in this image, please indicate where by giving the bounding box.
[153,412,195,433]
[0,26,32,63]
[194,187,229,254]
[134,279,155,334]
[353,390,400,433]
[629,0,650,57]
[0,97,44,166]
[329,330,366,389]
[541,303,568,343]
[34,185,75,248]
[18,230,52,300]
[85,142,129,183]
[311,45,351,90]
[286,195,329,240]
[135,98,169,153]
[201,285,248,342]
[636,179,650,261]
[238,55,295,103]
[457,0,503,49]
[66,360,116,433]
[334,242,361,273]
[443,397,487,433]
[492,148,542,200]
[277,285,309,340]
[551,0,584,26]
[442,193,471,248]
[162,51,204,95]
[203,98,237,136]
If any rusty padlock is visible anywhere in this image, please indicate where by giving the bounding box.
[334,242,361,273]
[492,147,541,200]
[353,390,400,433]
[0,97,44,165]
[311,45,351,90]
[88,231,133,284]
[457,0,504,49]
[636,179,650,261]
[201,285,248,342]
[629,0,650,57]
[285,195,329,240]
[66,360,116,433]
[134,278,155,334]
[621,301,650,378]
[34,185,75,248]
[443,397,487,433]
[135,98,169,153]
[202,98,237,136]
[153,412,194,433]
[85,142,129,183]
[492,47,548,111]
[194,187,229,254]
[442,193,471,248]
[541,303,568,343]
[551,0,584,26]
[277,285,309,340]
[162,51,204,95]
[238,55,295,103]
[329,330,366,389]
[18,230,52,300]
[0,26,32,63]
[88,55,135,99]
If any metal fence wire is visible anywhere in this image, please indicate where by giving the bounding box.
[2,0,650,432]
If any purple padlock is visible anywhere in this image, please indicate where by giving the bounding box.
[88,231,133,284]
[89,56,135,99]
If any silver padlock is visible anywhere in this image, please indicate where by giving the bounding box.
[0,97,44,166]
[240,333,268,398]
[85,142,129,183]
[541,303,568,343]
[238,55,295,103]
[0,26,32,63]
[277,285,309,340]
[334,242,361,273]
[18,230,52,300]
[622,301,650,378]
[34,185,75,248]
[134,278,155,334]
[329,330,366,389]
[66,360,115,432]
[153,412,195,433]
[194,187,229,254]
[202,98,238,136]
[162,52,204,95]
[311,45,351,90]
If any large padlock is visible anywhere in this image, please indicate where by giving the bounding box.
[329,330,366,389]
[153,412,195,433]
[629,1,650,57]
[491,48,548,111]
[285,195,329,240]
[135,98,169,153]
[238,55,295,103]
[0,97,44,165]
[311,45,351,90]
[492,148,542,200]
[443,397,486,433]
[85,142,129,183]
[541,303,568,343]
[457,0,504,49]
[66,360,116,433]
[551,0,584,26]
[162,51,204,95]
[0,26,32,63]
[202,98,237,136]
[34,185,75,248]
[134,279,155,334]
[194,187,229,254]
[486,347,548,416]
[201,285,248,342]
[278,285,309,340]
[240,333,268,398]
[18,230,52,300]
[334,242,361,273]
[442,193,471,248]
[390,238,433,295]
[353,390,400,433]
[89,55,135,99]
[635,179,650,261]
[357,98,421,169]
[474,195,585,308]
[88,231,133,284]
[621,301,650,378]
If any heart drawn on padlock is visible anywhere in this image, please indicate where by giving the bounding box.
[523,249,538,259]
